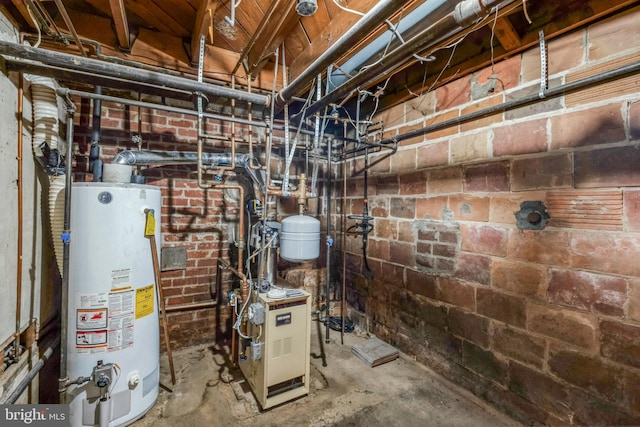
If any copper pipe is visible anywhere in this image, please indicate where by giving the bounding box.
[297,173,307,213]
[216,185,248,300]
[210,76,238,175]
[15,73,23,359]
[51,0,87,57]
[218,261,248,300]
[247,78,265,171]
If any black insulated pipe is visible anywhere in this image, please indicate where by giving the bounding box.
[90,86,103,182]
[379,60,640,147]
[0,40,270,107]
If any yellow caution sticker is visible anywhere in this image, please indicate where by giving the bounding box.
[136,284,155,319]
[144,210,156,237]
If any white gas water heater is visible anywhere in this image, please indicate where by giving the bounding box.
[66,182,161,426]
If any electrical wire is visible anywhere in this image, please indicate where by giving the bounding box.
[108,364,121,395]
[232,295,253,339]
[385,10,499,128]
[488,6,506,93]
[26,2,42,48]
[523,0,533,24]
[332,0,364,17]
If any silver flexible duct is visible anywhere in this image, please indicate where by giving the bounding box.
[111,150,265,190]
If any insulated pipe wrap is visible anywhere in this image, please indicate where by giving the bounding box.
[29,75,60,154]
[111,150,265,189]
[48,175,66,276]
[454,0,486,27]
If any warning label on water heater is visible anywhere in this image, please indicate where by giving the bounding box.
[74,289,135,354]
[77,308,108,330]
[76,330,107,346]
[107,289,135,352]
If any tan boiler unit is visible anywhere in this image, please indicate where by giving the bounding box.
[239,289,311,409]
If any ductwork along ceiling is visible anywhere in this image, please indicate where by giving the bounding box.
[0,0,636,122]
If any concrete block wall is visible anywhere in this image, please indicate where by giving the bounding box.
[0,13,55,403]
[343,6,640,425]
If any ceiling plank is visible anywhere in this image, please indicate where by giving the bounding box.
[125,0,190,38]
[191,0,218,65]
[209,2,251,54]
[52,8,276,90]
[245,1,295,74]
[299,0,331,44]
[493,17,521,51]
[150,0,197,35]
[288,0,389,79]
[108,0,131,50]
[85,0,112,18]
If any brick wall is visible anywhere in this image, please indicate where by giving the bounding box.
[345,6,640,425]
[71,96,319,350]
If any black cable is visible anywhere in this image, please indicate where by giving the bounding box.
[361,147,373,277]
[315,310,355,334]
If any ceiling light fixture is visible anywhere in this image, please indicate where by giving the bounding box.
[296,0,318,16]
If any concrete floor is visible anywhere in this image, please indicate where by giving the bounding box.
[133,322,521,427]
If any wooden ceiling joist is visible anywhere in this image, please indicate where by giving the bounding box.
[493,16,522,51]
[191,0,218,66]
[10,0,33,28]
[245,0,295,75]
[108,0,130,50]
[126,1,190,38]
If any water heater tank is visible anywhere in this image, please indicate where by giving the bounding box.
[280,214,320,262]
[67,182,161,426]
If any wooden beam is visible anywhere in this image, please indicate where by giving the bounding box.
[10,0,33,28]
[493,17,521,51]
[191,0,218,65]
[108,0,130,50]
[245,0,295,74]
[49,8,276,90]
